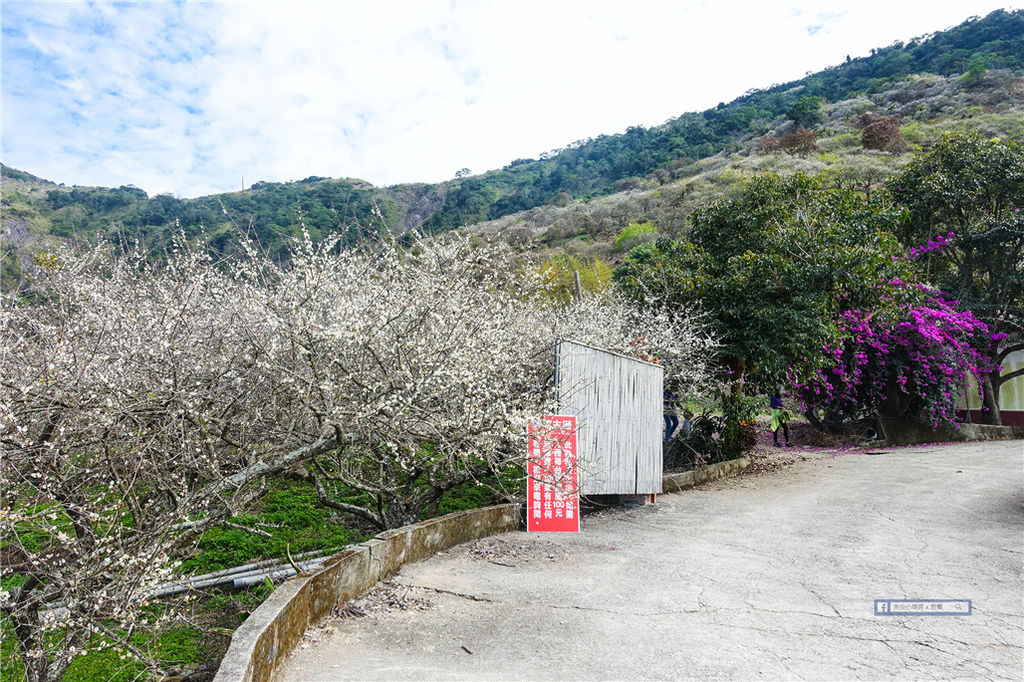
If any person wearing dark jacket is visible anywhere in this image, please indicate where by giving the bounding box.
[664,389,680,442]
[770,393,792,446]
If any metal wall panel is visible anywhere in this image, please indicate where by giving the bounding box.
[556,340,663,495]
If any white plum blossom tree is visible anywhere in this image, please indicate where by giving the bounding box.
[0,233,716,680]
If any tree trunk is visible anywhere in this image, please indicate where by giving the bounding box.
[724,356,746,395]
[10,577,50,682]
[803,407,823,430]
[14,623,47,682]
[383,500,420,530]
[981,374,1002,426]
[881,380,911,419]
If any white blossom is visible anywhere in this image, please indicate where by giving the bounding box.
[0,233,715,679]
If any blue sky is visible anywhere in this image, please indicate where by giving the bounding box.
[1,1,1016,198]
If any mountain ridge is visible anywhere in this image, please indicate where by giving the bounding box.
[2,8,1022,290]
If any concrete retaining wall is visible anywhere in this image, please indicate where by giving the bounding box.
[662,457,751,493]
[213,504,521,682]
[879,419,1024,447]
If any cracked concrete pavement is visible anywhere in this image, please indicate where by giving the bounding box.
[276,441,1024,681]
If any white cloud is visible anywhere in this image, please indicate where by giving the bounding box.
[1,0,1016,197]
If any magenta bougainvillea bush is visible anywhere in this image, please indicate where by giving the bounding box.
[794,292,998,427]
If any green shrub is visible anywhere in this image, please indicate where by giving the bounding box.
[428,463,525,518]
[823,132,861,150]
[538,254,612,302]
[613,221,658,252]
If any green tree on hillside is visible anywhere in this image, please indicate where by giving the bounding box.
[538,254,612,303]
[613,173,914,390]
[613,221,658,252]
[958,54,988,86]
[785,96,825,127]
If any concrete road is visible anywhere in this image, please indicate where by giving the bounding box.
[277,441,1024,681]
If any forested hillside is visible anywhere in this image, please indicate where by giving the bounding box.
[422,8,1024,229]
[2,8,1023,291]
[473,68,1022,263]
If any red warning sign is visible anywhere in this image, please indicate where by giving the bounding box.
[527,416,580,533]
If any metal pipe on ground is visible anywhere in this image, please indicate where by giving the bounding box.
[230,559,327,589]
[152,558,329,598]
[148,546,348,598]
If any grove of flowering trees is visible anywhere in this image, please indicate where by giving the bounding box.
[0,233,715,681]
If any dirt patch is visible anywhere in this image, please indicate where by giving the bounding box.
[353,581,434,616]
[742,451,810,477]
[466,537,572,565]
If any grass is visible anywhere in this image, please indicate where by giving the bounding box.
[0,594,267,682]
[1,621,209,682]
[179,482,369,574]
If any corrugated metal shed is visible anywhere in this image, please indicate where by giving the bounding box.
[556,339,663,495]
